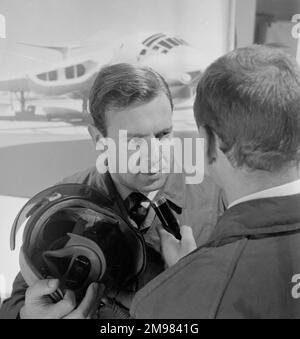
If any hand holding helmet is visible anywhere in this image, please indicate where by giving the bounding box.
[11,184,149,318]
[20,279,104,319]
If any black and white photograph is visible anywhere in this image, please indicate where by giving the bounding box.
[0,0,300,323]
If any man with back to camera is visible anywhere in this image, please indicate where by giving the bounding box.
[130,45,300,319]
[0,63,225,319]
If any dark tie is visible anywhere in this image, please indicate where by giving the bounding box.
[124,192,149,228]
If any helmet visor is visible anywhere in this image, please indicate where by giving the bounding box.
[10,183,112,250]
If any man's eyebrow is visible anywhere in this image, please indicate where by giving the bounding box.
[155,126,173,135]
[126,127,172,138]
[126,132,149,138]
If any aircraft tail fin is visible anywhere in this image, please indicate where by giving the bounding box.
[18,42,83,59]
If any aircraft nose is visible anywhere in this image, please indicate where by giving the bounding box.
[179,73,192,84]
[172,46,206,73]
[141,45,205,84]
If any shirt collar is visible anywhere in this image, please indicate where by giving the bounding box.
[228,179,300,209]
[153,172,187,210]
[114,181,159,209]
[113,180,133,201]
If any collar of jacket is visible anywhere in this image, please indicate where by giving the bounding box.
[95,171,187,212]
[207,194,300,246]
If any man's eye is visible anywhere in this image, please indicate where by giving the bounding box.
[157,132,171,140]
[128,137,143,145]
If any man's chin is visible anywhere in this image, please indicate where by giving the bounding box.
[136,172,169,192]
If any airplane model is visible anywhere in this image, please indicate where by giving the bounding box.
[0,32,205,115]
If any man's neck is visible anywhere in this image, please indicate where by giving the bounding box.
[224,165,300,206]
[113,179,133,201]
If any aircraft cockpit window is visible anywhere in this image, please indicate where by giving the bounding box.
[65,66,75,79]
[173,38,187,46]
[37,71,57,81]
[179,39,188,46]
[48,71,57,81]
[167,38,179,46]
[37,73,47,81]
[142,34,190,55]
[158,40,172,50]
[65,65,85,79]
[143,33,164,47]
[76,64,85,77]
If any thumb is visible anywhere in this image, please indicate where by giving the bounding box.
[50,289,77,318]
[26,279,60,301]
[180,225,197,252]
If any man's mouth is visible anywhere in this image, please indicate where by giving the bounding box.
[140,172,163,179]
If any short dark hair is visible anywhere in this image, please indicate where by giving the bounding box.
[194,45,300,171]
[89,63,173,136]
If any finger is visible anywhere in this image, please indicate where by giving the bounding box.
[74,283,99,318]
[180,225,197,251]
[49,289,77,319]
[26,279,59,301]
[180,225,194,238]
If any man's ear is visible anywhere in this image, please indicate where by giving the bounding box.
[214,134,237,170]
[200,126,218,164]
[214,134,222,156]
[88,124,103,147]
[214,133,230,161]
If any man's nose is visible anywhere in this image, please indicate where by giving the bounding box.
[148,138,163,173]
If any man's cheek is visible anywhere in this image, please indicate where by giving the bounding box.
[113,141,137,174]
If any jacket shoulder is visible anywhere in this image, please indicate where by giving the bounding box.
[58,167,99,187]
[0,273,27,319]
[130,239,245,319]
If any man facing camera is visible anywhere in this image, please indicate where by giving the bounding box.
[131,45,300,319]
[0,64,224,319]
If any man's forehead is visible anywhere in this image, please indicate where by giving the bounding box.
[109,94,172,116]
[106,94,173,135]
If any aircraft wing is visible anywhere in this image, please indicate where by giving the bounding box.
[0,40,114,94]
[0,41,59,91]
